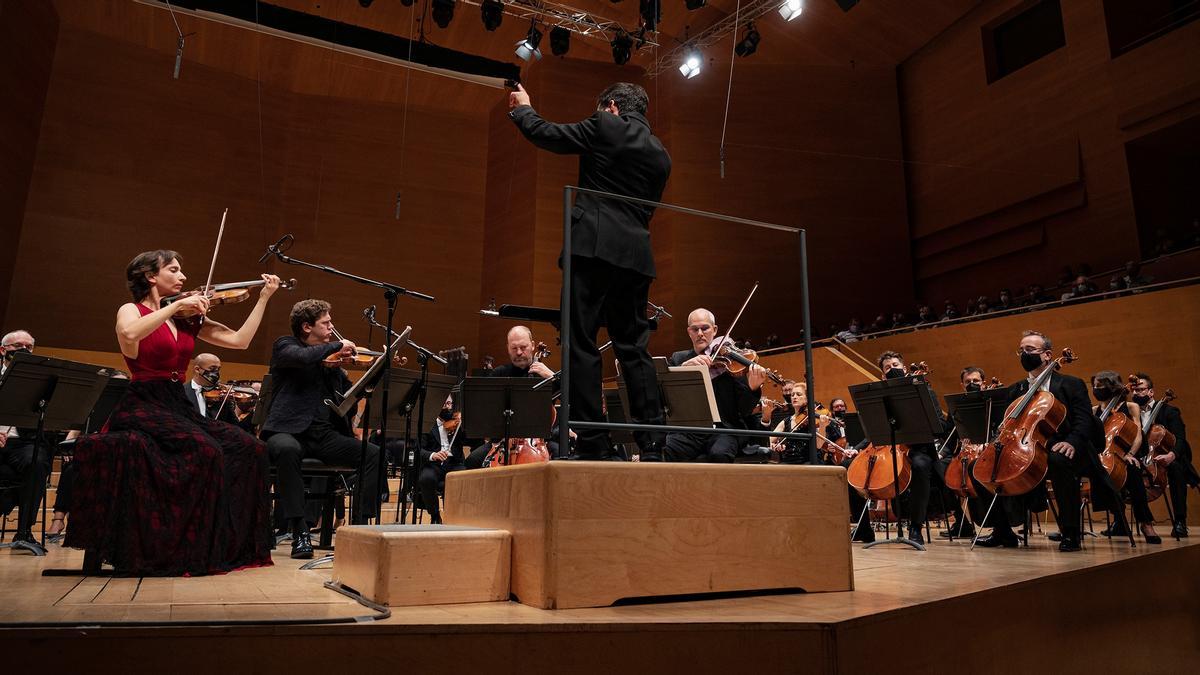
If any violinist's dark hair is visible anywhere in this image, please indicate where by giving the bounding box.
[1134,372,1154,388]
[1091,370,1122,390]
[597,82,648,115]
[290,299,331,339]
[960,366,985,382]
[126,250,181,301]
[1022,330,1052,351]
[876,350,903,371]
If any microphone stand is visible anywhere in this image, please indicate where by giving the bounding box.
[367,317,447,524]
[266,243,434,525]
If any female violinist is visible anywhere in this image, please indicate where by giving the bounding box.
[64,250,281,575]
[1090,371,1160,543]
[768,383,835,465]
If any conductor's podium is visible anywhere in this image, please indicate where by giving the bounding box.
[444,462,854,609]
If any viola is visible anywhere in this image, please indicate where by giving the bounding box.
[846,442,912,500]
[945,442,983,498]
[708,336,786,386]
[166,278,296,317]
[972,348,1078,496]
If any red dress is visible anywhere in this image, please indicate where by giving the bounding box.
[65,305,272,575]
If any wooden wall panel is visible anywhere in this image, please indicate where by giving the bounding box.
[0,0,58,328]
[761,284,1200,524]
[900,0,1200,305]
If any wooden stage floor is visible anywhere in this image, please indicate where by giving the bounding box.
[2,532,1198,673]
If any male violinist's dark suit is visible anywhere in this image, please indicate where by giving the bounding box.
[509,104,671,456]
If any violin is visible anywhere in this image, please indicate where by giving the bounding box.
[972,348,1078,495]
[709,337,786,386]
[203,380,259,419]
[1137,387,1177,503]
[908,362,931,376]
[166,278,296,316]
[323,328,407,369]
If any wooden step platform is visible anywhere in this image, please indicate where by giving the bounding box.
[443,462,854,609]
[331,524,510,606]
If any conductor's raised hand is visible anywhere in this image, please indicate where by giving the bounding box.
[509,83,531,109]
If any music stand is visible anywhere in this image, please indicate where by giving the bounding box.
[944,390,1009,445]
[603,389,635,445]
[841,412,866,448]
[0,353,109,556]
[653,362,721,428]
[462,377,554,464]
[849,376,942,551]
[379,369,457,524]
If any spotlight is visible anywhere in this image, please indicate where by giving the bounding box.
[358,0,374,7]
[610,30,634,65]
[431,0,455,28]
[734,23,760,57]
[550,26,571,56]
[778,0,802,21]
[677,48,701,78]
[685,0,705,9]
[480,0,503,31]
[639,0,660,31]
[515,23,543,61]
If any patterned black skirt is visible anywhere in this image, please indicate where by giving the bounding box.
[64,379,272,576]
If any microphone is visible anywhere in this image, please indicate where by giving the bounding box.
[258,234,293,264]
[173,36,185,80]
[363,305,377,322]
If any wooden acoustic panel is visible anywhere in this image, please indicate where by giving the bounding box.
[443,462,854,609]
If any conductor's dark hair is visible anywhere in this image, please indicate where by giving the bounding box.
[126,250,181,301]
[597,82,649,115]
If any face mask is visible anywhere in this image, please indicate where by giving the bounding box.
[2,346,31,361]
[833,410,846,419]
[201,369,220,386]
[1132,394,1151,406]
[1092,387,1111,401]
[1019,352,1043,372]
[965,381,982,393]
[438,409,456,422]
[885,367,906,380]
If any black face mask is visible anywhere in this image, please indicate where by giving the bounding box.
[201,369,221,386]
[965,381,982,393]
[1019,352,1043,372]
[832,410,846,419]
[1092,387,1111,401]
[2,346,31,362]
[438,409,456,422]
[1132,394,1151,407]
[885,367,907,380]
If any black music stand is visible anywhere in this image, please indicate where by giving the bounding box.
[941,389,1008,541]
[461,377,554,465]
[615,361,719,454]
[841,412,866,448]
[849,376,942,551]
[0,353,108,556]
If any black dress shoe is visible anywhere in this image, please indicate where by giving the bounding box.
[1047,531,1063,542]
[1172,522,1189,538]
[975,532,1020,548]
[908,527,925,546]
[1100,525,1130,537]
[1058,535,1082,552]
[291,531,314,560]
[851,527,875,543]
[638,445,664,462]
[939,523,976,539]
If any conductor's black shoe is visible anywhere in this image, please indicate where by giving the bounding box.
[1046,531,1063,542]
[1058,535,1082,552]
[291,532,314,560]
[1172,522,1189,538]
[975,532,1019,548]
[639,442,664,462]
[851,527,875,543]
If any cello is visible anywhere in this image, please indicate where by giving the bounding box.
[972,348,1077,496]
[943,378,1005,499]
[1137,388,1177,503]
[1096,379,1138,492]
[846,362,934,502]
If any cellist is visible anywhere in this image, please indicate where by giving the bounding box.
[1131,372,1197,538]
[987,331,1094,552]
[935,366,988,539]
[1089,371,1160,543]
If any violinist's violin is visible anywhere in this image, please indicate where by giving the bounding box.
[1096,377,1137,491]
[709,337,786,386]
[166,278,296,316]
[972,348,1078,495]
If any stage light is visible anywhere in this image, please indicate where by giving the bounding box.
[778,0,802,21]
[550,26,571,56]
[359,0,374,7]
[685,0,705,9]
[611,30,634,65]
[516,23,543,61]
[734,23,760,57]
[640,0,660,30]
[432,0,456,28]
[480,0,503,31]
[678,48,701,78]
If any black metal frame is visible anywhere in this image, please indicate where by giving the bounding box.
[558,186,817,456]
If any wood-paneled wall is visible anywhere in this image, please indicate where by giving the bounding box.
[761,284,1200,524]
[900,0,1200,306]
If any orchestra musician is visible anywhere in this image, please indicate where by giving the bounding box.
[978,331,1095,552]
[0,330,54,550]
[1132,372,1196,538]
[417,397,467,524]
[662,309,770,463]
[64,250,279,575]
[935,366,989,539]
[261,299,381,560]
[1089,371,1160,543]
[508,82,670,460]
[758,379,797,431]
[231,381,261,434]
[489,326,555,379]
[184,353,238,425]
[768,383,831,464]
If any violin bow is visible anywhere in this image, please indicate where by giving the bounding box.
[201,208,229,298]
[709,281,759,357]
